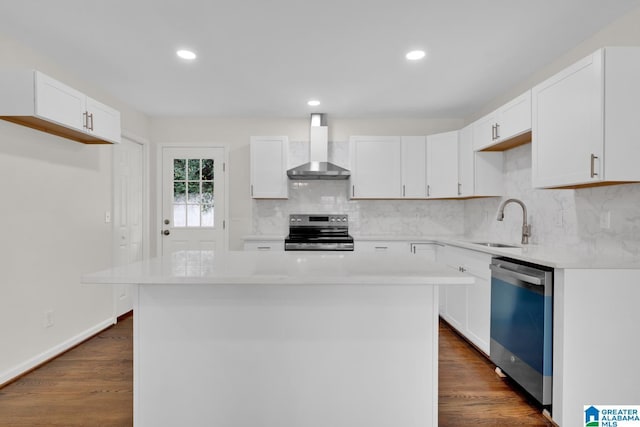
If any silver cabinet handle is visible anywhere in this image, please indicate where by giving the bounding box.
[257,246,271,250]
[457,183,462,196]
[251,184,254,196]
[403,184,406,197]
[491,124,496,140]
[427,184,431,197]
[352,185,355,197]
[590,153,599,178]
[374,246,388,251]
[495,123,500,140]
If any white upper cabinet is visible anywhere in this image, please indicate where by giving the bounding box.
[350,136,402,199]
[250,136,289,199]
[458,125,474,197]
[532,47,640,188]
[0,70,121,144]
[401,136,427,198]
[473,90,531,151]
[426,131,459,198]
[458,124,504,198]
[85,96,122,144]
[35,72,86,132]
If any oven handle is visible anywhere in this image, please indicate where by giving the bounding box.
[490,263,544,286]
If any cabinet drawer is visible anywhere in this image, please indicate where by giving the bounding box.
[356,241,408,253]
[244,241,283,251]
[442,245,492,279]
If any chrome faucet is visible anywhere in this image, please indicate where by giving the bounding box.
[497,198,531,245]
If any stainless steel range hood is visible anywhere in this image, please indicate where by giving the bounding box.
[286,114,350,180]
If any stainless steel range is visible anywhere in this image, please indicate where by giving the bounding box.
[284,214,354,251]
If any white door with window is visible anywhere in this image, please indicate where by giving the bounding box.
[113,137,144,317]
[161,147,226,255]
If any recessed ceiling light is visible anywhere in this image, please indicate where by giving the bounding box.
[177,49,197,60]
[406,50,426,61]
[307,100,321,106]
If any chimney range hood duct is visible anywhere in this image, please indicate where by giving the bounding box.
[286,113,350,180]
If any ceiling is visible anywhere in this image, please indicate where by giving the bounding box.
[1,0,639,119]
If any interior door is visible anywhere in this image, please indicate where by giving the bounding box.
[161,147,225,255]
[113,137,144,316]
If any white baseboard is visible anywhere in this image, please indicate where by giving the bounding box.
[0,317,116,386]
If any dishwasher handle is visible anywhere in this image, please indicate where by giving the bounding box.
[490,263,544,286]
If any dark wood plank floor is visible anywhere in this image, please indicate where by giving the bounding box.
[439,320,553,426]
[0,315,553,426]
[0,315,133,427]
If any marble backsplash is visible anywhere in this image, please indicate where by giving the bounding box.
[464,144,640,259]
[252,140,464,237]
[252,141,640,258]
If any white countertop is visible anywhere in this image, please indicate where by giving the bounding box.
[243,234,640,269]
[82,250,475,286]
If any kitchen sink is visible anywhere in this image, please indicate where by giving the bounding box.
[471,242,521,249]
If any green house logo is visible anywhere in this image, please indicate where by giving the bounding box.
[585,406,600,427]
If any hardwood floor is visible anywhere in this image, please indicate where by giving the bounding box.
[0,315,553,426]
[0,315,133,427]
[439,320,553,426]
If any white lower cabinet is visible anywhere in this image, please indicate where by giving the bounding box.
[409,242,441,261]
[440,245,492,355]
[355,240,408,253]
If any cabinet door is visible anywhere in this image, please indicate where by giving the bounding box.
[250,136,289,198]
[472,112,497,151]
[410,243,440,262]
[532,52,604,188]
[426,131,458,198]
[34,71,85,132]
[86,96,121,143]
[466,275,491,354]
[350,136,402,198]
[496,90,531,141]
[401,136,427,198]
[457,124,474,197]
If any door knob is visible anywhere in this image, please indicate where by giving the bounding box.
[164,219,170,225]
[162,230,170,236]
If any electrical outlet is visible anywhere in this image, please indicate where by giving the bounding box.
[44,310,54,328]
[600,211,611,229]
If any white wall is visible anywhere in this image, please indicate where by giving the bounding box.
[150,117,464,250]
[0,34,149,383]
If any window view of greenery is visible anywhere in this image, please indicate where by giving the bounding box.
[173,158,214,227]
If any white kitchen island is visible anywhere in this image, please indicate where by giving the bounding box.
[83,250,473,427]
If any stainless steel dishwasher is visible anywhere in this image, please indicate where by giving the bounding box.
[490,257,553,407]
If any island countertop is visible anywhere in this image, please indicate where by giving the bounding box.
[82,249,474,286]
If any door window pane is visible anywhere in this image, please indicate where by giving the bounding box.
[201,205,214,227]
[172,158,216,228]
[173,182,186,203]
[174,159,186,180]
[202,159,214,181]
[188,182,200,203]
[188,159,200,181]
[173,204,186,227]
[202,182,214,204]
